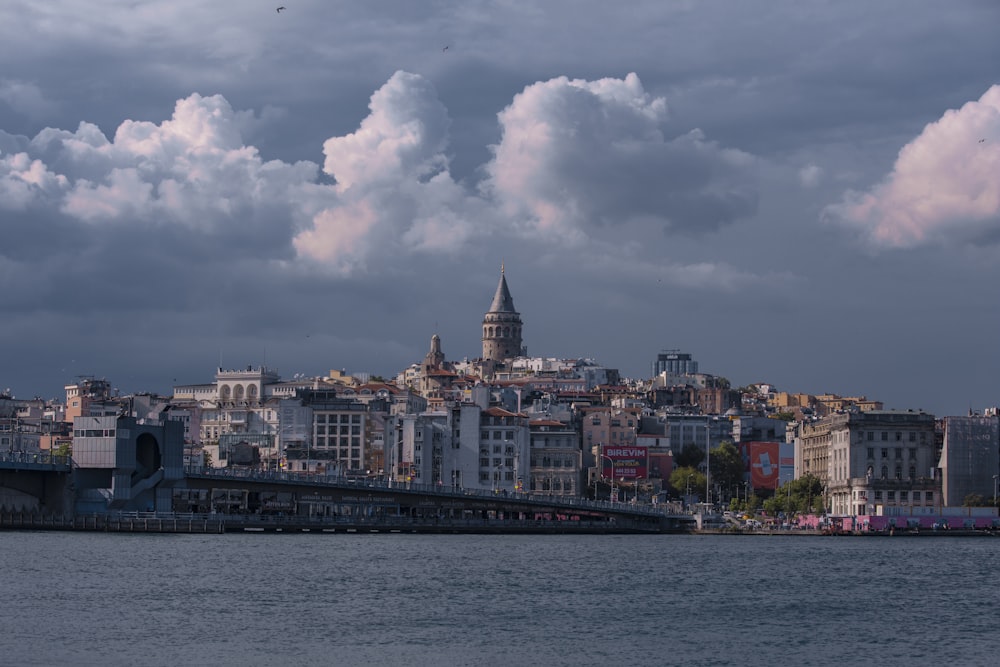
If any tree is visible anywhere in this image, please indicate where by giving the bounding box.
[963,493,989,507]
[709,441,744,498]
[766,474,825,516]
[669,466,706,501]
[674,443,707,469]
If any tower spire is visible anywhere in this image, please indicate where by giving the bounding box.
[482,266,523,363]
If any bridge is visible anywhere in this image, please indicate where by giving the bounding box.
[179,468,693,533]
[0,452,74,515]
[0,457,694,534]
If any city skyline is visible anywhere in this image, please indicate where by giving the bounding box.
[1,1,998,416]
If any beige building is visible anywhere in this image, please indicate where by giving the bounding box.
[795,410,938,516]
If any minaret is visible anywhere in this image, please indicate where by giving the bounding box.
[482,264,523,362]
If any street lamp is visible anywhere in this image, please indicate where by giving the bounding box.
[633,476,643,504]
[592,444,603,501]
[505,440,521,495]
[600,454,616,502]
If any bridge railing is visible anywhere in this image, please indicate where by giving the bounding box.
[185,465,668,517]
[0,451,72,469]
[104,510,658,532]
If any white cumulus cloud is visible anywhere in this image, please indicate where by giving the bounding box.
[294,72,482,270]
[483,72,759,240]
[1,70,769,287]
[825,85,1000,248]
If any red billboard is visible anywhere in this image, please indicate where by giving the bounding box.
[749,441,780,490]
[601,445,648,479]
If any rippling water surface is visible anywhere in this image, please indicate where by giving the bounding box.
[2,532,997,666]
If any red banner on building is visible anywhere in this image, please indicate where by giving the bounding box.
[749,441,780,489]
[601,445,648,479]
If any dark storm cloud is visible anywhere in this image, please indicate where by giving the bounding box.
[0,0,997,416]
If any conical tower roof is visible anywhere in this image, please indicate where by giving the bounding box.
[488,265,516,313]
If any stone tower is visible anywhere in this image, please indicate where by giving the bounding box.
[482,265,523,362]
[423,333,445,372]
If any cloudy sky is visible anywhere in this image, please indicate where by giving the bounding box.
[1,1,998,416]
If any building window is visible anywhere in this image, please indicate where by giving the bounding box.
[867,448,874,459]
[925,491,934,502]
[887,491,895,501]
[881,432,888,441]
[900,491,908,501]
[867,432,874,441]
[875,491,883,500]
[882,449,888,459]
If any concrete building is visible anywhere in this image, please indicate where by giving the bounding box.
[938,415,1000,507]
[731,416,787,444]
[292,389,372,475]
[795,410,938,516]
[64,377,115,423]
[652,350,698,377]
[529,418,581,496]
[388,403,529,494]
[72,413,185,513]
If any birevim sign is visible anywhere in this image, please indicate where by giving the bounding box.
[600,445,648,479]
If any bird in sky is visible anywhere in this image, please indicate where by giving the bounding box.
[277,6,286,12]
[979,138,986,143]
[442,45,450,52]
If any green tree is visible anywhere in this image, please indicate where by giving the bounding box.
[669,466,706,501]
[709,441,744,498]
[767,474,826,515]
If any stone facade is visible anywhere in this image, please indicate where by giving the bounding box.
[481,266,523,364]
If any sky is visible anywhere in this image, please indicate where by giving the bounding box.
[1,1,998,417]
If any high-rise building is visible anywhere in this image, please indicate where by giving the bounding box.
[652,350,698,377]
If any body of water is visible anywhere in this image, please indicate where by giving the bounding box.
[1,531,997,666]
